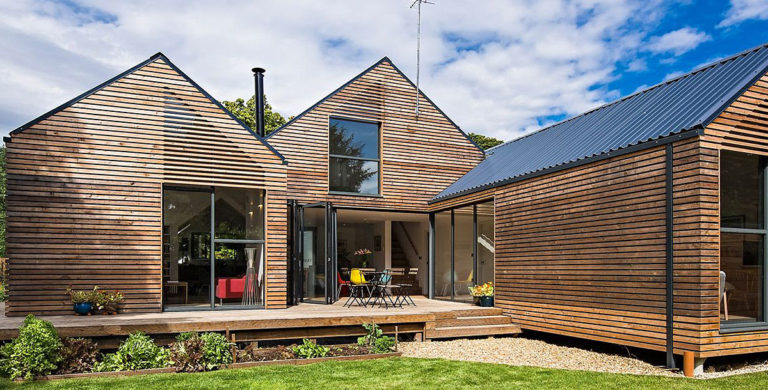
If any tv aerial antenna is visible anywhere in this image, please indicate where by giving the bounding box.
[411,0,434,116]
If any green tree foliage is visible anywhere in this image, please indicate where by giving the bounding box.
[0,146,5,257]
[221,95,290,135]
[468,133,504,150]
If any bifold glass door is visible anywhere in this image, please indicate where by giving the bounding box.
[163,186,265,310]
[291,202,337,304]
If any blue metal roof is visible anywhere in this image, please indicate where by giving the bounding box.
[432,42,768,203]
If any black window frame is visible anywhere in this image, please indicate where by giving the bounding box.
[327,116,381,196]
[719,150,768,332]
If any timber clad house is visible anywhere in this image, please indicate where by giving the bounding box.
[5,42,768,366]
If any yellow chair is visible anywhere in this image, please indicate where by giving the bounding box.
[350,268,367,285]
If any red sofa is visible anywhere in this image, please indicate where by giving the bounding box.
[215,275,247,303]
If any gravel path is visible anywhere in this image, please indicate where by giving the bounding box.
[399,337,677,377]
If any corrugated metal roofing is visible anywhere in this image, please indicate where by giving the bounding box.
[432,42,768,203]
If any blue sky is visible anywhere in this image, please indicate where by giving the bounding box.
[1,0,768,141]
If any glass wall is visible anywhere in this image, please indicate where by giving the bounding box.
[162,186,266,310]
[432,200,495,302]
[720,151,765,325]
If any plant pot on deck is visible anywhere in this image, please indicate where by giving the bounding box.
[73,302,92,315]
[478,296,494,307]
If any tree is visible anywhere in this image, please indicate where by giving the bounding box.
[468,133,504,150]
[0,146,5,258]
[221,95,290,135]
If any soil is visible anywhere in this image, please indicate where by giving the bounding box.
[236,343,374,363]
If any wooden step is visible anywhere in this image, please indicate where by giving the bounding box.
[427,323,522,339]
[436,315,513,327]
[433,308,503,319]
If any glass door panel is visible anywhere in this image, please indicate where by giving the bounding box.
[214,242,264,307]
[453,206,474,302]
[434,211,452,300]
[163,188,212,308]
[302,206,327,303]
[476,201,495,286]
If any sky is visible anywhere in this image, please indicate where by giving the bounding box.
[1,0,768,142]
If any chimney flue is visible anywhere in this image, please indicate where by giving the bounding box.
[252,67,266,137]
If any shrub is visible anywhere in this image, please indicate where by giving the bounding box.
[170,332,231,372]
[0,282,6,302]
[292,339,329,359]
[199,332,233,369]
[56,338,98,374]
[94,332,170,372]
[0,315,62,380]
[170,334,205,373]
[358,322,395,354]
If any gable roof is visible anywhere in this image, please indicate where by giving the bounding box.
[432,42,768,203]
[6,52,286,164]
[265,56,484,154]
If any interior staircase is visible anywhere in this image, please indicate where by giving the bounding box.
[390,233,421,294]
[426,307,522,339]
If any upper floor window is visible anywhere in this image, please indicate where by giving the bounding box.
[328,118,380,195]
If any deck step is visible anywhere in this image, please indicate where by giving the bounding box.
[436,315,513,327]
[432,308,503,319]
[427,323,522,339]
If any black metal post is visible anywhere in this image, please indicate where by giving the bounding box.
[665,143,676,369]
[429,213,435,299]
[450,209,455,300]
[473,204,478,286]
[210,188,216,309]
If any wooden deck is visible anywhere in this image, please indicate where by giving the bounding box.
[0,298,521,348]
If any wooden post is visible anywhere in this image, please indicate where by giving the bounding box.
[232,334,237,364]
[395,325,399,352]
[683,351,694,377]
[225,327,231,341]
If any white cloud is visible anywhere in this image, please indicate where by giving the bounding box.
[0,0,672,141]
[646,27,710,56]
[627,58,647,72]
[719,0,768,27]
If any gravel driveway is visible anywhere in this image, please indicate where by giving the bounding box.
[399,337,677,376]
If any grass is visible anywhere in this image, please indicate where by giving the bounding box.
[0,357,766,390]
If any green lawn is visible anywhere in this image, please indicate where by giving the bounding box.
[0,357,765,390]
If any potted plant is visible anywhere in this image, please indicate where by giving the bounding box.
[469,282,494,307]
[354,248,372,268]
[89,286,124,315]
[67,288,92,315]
[103,290,124,315]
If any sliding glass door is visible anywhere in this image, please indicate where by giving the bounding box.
[162,186,266,310]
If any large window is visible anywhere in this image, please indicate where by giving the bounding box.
[328,118,380,195]
[163,186,266,310]
[720,150,766,327]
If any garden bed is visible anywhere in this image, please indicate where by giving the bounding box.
[39,351,402,381]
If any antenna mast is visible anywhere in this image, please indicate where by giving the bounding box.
[411,0,433,116]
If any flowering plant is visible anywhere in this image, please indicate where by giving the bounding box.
[469,282,494,297]
[354,248,372,267]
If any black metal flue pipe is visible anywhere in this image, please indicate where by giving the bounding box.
[252,67,266,137]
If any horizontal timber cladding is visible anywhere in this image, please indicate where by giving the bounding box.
[491,139,708,355]
[697,71,768,357]
[266,59,484,210]
[5,56,288,316]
